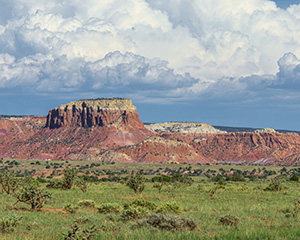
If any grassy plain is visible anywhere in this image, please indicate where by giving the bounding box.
[1,159,300,239]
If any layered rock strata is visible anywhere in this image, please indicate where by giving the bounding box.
[46,98,138,129]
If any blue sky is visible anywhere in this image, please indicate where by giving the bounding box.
[0,0,300,130]
[274,0,299,8]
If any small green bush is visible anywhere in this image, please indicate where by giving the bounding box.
[0,214,22,233]
[264,179,286,191]
[219,215,239,226]
[135,214,197,231]
[123,200,158,211]
[290,175,299,182]
[63,224,96,240]
[64,204,79,214]
[77,200,95,208]
[157,202,183,214]
[97,203,122,214]
[126,175,146,194]
[121,206,150,220]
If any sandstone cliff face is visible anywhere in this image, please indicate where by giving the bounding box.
[46,99,138,129]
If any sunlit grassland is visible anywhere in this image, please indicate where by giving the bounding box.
[1,160,300,239]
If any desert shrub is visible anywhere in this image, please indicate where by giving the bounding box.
[75,177,89,193]
[121,206,150,220]
[0,170,21,194]
[290,174,299,182]
[135,214,197,231]
[64,204,79,214]
[170,174,193,186]
[123,200,158,211]
[231,173,246,182]
[77,200,95,208]
[62,168,78,190]
[0,214,22,233]
[212,174,226,185]
[97,203,122,214]
[46,179,62,189]
[157,202,183,214]
[126,174,146,194]
[14,184,51,210]
[63,224,96,240]
[264,179,286,191]
[219,215,239,226]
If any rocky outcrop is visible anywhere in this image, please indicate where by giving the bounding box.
[46,98,138,129]
[145,122,226,134]
[254,128,276,133]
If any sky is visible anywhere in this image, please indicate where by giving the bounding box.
[0,0,300,130]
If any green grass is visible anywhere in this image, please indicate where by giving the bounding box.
[1,160,300,239]
[0,180,300,239]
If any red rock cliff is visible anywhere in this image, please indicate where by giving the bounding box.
[46,99,142,129]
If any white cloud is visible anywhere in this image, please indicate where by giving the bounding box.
[276,52,300,88]
[0,0,300,103]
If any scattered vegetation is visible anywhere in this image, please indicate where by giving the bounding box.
[1,160,300,239]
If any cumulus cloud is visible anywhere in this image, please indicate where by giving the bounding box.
[276,53,300,88]
[0,0,300,104]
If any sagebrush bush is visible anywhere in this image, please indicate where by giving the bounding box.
[123,199,158,211]
[219,215,239,226]
[97,203,122,214]
[0,214,22,233]
[157,202,183,214]
[121,206,150,220]
[77,199,95,208]
[135,214,197,231]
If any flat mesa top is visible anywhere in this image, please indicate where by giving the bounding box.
[58,98,136,110]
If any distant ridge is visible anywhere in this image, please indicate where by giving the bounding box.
[213,125,300,135]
